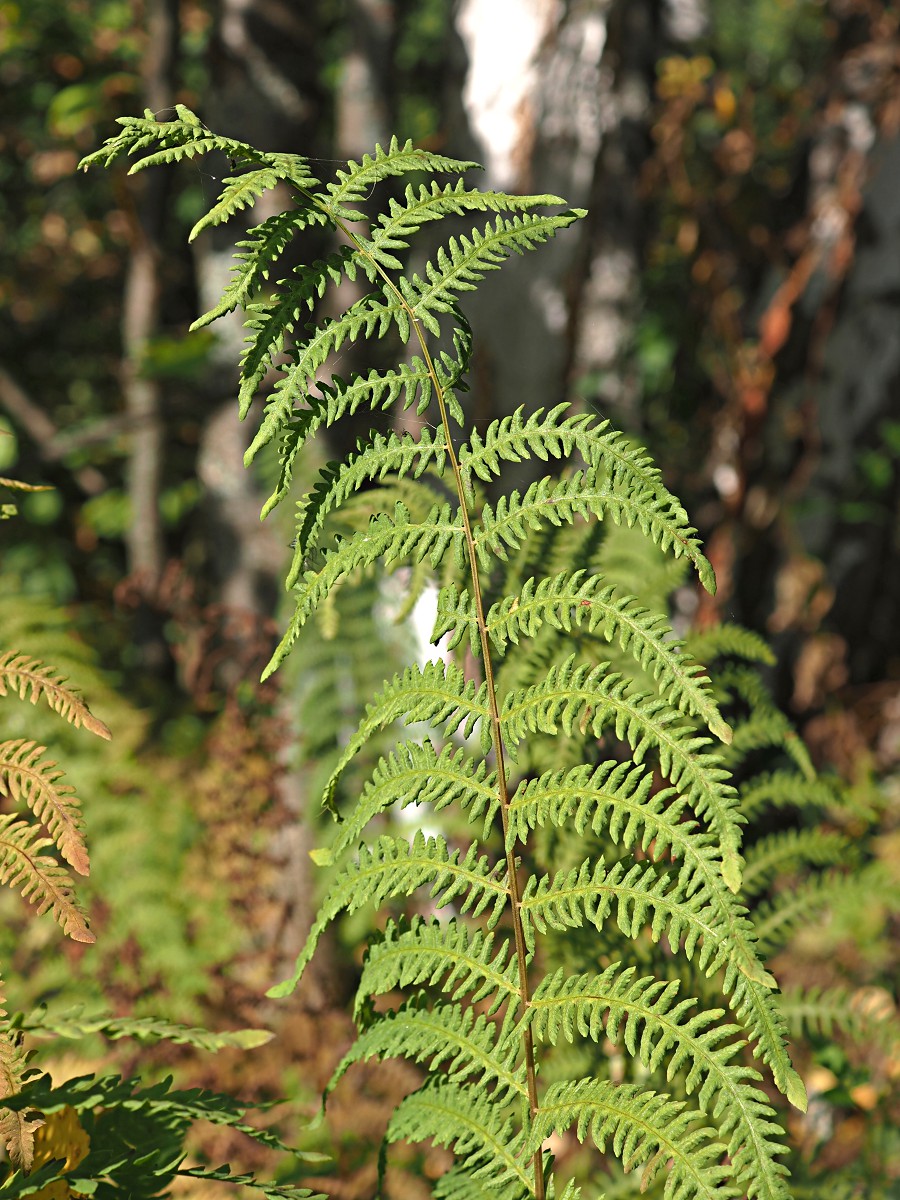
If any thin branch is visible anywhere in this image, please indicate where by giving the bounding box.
[0,365,106,495]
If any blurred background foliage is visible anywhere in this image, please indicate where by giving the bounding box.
[0,0,898,1195]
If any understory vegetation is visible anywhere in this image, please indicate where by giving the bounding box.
[0,108,889,1199]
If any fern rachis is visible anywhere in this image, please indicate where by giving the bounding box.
[83,109,809,1200]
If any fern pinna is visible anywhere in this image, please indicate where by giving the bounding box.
[84,109,808,1200]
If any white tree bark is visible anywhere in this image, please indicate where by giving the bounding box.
[452,0,614,432]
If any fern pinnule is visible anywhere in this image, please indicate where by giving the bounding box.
[326,998,527,1107]
[740,827,856,899]
[436,569,730,740]
[355,918,520,1023]
[288,425,450,579]
[315,741,498,869]
[0,652,111,741]
[270,832,509,999]
[0,739,89,874]
[0,814,93,943]
[525,966,790,1200]
[384,1083,531,1191]
[316,660,491,810]
[500,655,743,889]
[526,1079,735,1200]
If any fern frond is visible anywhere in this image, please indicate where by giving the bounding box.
[261,361,441,518]
[777,985,899,1048]
[356,918,520,1024]
[310,660,490,816]
[739,770,847,820]
[288,425,450,576]
[0,739,89,874]
[753,865,899,957]
[314,741,498,869]
[244,289,411,462]
[525,1079,735,1200]
[501,656,743,889]
[525,966,789,1200]
[437,571,730,741]
[434,1166,531,1200]
[17,1007,272,1052]
[323,138,479,218]
[0,814,93,942]
[520,858,721,966]
[460,409,713,595]
[723,709,815,780]
[741,828,855,899]
[268,832,507,998]
[519,855,804,1107]
[396,211,583,339]
[685,625,775,667]
[189,167,310,242]
[79,106,275,176]
[475,465,713,592]
[384,1082,531,1191]
[238,248,359,416]
[191,209,328,330]
[325,998,526,1106]
[0,652,111,739]
[266,504,464,675]
[363,179,567,274]
[505,763,774,988]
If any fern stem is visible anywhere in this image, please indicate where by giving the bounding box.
[328,212,546,1200]
[422,332,545,1200]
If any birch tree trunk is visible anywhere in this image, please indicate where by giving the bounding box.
[450,0,667,464]
[121,0,179,666]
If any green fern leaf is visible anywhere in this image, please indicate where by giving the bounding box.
[384,1082,531,1191]
[363,179,567,273]
[268,833,508,999]
[520,858,725,966]
[309,659,490,813]
[0,739,89,874]
[191,209,329,330]
[325,998,526,1106]
[475,464,713,592]
[244,290,412,463]
[288,426,450,578]
[316,741,498,869]
[739,770,850,821]
[437,571,730,741]
[525,1079,735,1200]
[501,656,743,889]
[399,211,584,339]
[525,966,789,1200]
[505,762,774,988]
[266,504,464,675]
[17,1006,272,1051]
[356,917,519,1023]
[189,167,313,242]
[777,984,899,1048]
[323,138,479,218]
[260,360,440,518]
[686,624,776,666]
[238,248,358,417]
[434,1166,531,1200]
[740,828,854,898]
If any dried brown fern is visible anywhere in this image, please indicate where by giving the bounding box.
[0,652,110,1169]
